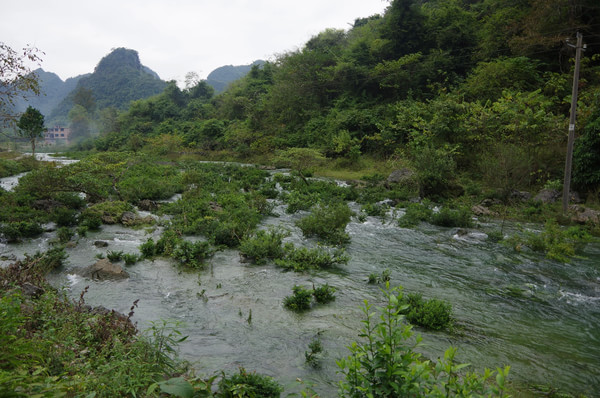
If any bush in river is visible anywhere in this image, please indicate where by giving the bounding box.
[0,220,44,242]
[239,227,289,264]
[337,284,510,397]
[312,283,336,304]
[217,367,283,398]
[398,202,433,228]
[172,240,213,269]
[283,285,314,312]
[275,244,349,272]
[295,202,354,245]
[430,206,473,228]
[400,292,453,331]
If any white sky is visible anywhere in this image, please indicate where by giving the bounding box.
[1,0,388,83]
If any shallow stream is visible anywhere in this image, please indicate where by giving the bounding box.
[1,158,599,396]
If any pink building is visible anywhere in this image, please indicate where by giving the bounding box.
[44,126,71,145]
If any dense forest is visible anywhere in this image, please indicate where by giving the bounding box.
[76,0,600,202]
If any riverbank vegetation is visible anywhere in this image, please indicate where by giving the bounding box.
[2,0,600,396]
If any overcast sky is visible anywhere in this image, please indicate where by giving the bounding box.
[2,0,388,84]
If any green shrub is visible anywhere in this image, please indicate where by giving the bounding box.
[283,285,313,312]
[275,244,349,272]
[80,212,102,230]
[398,203,433,228]
[507,220,592,262]
[24,247,67,274]
[239,227,289,264]
[56,227,73,243]
[360,202,390,219]
[217,367,283,398]
[313,283,336,304]
[156,229,182,256]
[140,238,157,258]
[305,338,323,368]
[401,293,453,331]
[295,202,354,245]
[486,230,504,243]
[172,240,213,269]
[123,253,139,266]
[52,207,78,227]
[337,285,510,397]
[430,206,473,228]
[107,250,124,262]
[0,221,44,242]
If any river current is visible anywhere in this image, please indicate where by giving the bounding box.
[1,155,598,396]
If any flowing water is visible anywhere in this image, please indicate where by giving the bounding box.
[1,160,599,396]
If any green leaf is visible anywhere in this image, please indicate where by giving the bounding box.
[159,377,195,398]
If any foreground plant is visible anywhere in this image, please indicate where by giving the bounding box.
[337,284,510,397]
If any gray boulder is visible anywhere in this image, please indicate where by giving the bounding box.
[534,189,560,204]
[385,168,416,188]
[81,258,129,280]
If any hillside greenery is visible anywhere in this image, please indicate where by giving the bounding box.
[69,0,600,204]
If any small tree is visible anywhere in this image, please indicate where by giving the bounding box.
[17,106,45,156]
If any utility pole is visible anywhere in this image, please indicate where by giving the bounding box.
[562,32,584,213]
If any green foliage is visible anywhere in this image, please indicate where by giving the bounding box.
[218,367,283,398]
[398,203,433,228]
[17,106,45,155]
[368,269,391,284]
[107,250,124,262]
[312,283,336,304]
[122,253,139,266]
[305,338,324,368]
[296,202,354,245]
[140,238,157,258]
[507,220,592,262]
[0,257,190,397]
[430,206,474,228]
[283,285,314,312]
[400,293,453,331]
[0,220,43,242]
[239,227,289,264]
[56,226,73,243]
[172,240,213,269]
[275,244,350,272]
[337,284,510,397]
[573,111,600,193]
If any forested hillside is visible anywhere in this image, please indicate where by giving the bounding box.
[48,48,166,133]
[89,0,600,200]
[206,60,266,93]
[12,69,85,117]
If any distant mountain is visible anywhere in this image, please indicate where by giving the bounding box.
[207,60,265,93]
[13,68,85,118]
[49,48,166,123]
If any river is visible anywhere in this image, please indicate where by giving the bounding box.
[1,156,599,396]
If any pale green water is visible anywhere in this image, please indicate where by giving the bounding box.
[1,165,599,396]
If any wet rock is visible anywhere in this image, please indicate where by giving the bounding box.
[534,189,560,203]
[385,168,415,188]
[94,240,109,248]
[101,212,117,224]
[570,205,600,224]
[81,258,129,280]
[121,211,137,226]
[472,204,497,217]
[510,190,532,202]
[480,198,503,207]
[138,199,158,211]
[21,282,44,298]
